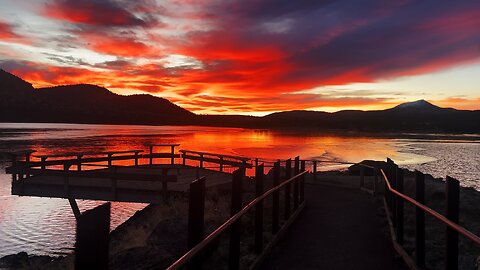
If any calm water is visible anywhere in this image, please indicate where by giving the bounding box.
[0,123,479,257]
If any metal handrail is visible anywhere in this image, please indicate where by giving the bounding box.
[167,170,308,270]
[380,169,480,245]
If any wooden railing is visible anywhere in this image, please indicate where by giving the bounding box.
[380,159,480,270]
[179,150,252,172]
[167,157,307,270]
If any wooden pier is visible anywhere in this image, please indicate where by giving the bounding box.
[5,145,252,204]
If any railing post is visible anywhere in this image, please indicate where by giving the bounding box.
[445,176,459,270]
[188,176,206,269]
[41,157,47,170]
[220,157,224,172]
[293,156,299,210]
[199,154,204,169]
[149,145,154,165]
[313,160,317,182]
[391,163,398,227]
[360,166,365,188]
[272,161,280,234]
[255,158,259,167]
[300,160,305,202]
[415,170,425,268]
[396,167,404,245]
[134,151,139,166]
[284,158,292,220]
[107,153,113,168]
[254,164,264,255]
[63,164,70,197]
[111,167,117,201]
[229,168,244,270]
[170,145,175,165]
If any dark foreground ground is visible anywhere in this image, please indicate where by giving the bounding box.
[261,183,407,270]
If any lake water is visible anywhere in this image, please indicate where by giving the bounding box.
[0,123,479,257]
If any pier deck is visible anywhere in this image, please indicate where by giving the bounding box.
[10,164,234,203]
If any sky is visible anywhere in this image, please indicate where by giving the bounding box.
[0,0,479,115]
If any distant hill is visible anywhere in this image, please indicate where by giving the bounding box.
[261,100,480,133]
[0,69,195,125]
[1,69,479,133]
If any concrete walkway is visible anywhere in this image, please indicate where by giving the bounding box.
[261,184,407,270]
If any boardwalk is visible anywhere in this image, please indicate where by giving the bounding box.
[261,183,407,270]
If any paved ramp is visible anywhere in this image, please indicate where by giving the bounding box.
[261,184,407,270]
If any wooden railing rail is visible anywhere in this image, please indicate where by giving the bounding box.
[179,149,252,171]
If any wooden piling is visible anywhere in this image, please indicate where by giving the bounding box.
[284,159,291,220]
[293,157,299,210]
[229,168,244,270]
[254,164,264,255]
[396,167,404,245]
[75,203,110,270]
[300,160,305,202]
[188,177,206,248]
[272,161,280,234]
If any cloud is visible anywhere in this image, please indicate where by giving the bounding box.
[44,0,147,27]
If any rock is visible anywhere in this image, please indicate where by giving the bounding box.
[0,252,29,268]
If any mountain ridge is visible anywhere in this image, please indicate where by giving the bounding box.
[0,69,478,133]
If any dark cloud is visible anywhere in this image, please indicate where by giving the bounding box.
[45,0,147,27]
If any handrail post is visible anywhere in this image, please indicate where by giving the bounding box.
[134,151,139,166]
[272,161,280,234]
[293,156,299,210]
[107,153,113,168]
[445,176,459,270]
[41,157,47,170]
[63,164,70,197]
[220,157,224,172]
[199,154,204,168]
[254,164,264,255]
[188,177,206,269]
[313,160,317,182]
[396,167,404,245]
[183,153,186,165]
[284,159,292,220]
[229,168,244,270]
[415,170,425,268]
[300,160,305,202]
[391,163,398,227]
[170,145,175,165]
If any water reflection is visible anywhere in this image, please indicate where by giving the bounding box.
[0,123,478,257]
